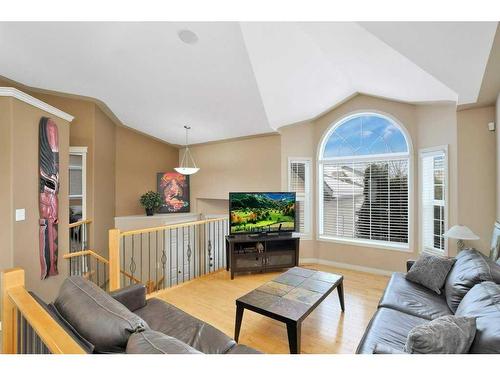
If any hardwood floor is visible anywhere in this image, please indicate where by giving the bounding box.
[154,264,389,354]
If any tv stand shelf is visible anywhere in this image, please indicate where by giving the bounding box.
[225,233,300,279]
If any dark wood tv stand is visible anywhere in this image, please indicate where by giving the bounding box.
[225,233,300,279]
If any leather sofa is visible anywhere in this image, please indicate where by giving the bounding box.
[356,249,500,354]
[35,276,261,354]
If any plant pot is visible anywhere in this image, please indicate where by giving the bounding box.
[145,208,154,216]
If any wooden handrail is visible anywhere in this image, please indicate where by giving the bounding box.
[63,249,109,264]
[1,268,85,354]
[120,270,141,284]
[7,287,86,354]
[120,217,227,237]
[68,219,92,229]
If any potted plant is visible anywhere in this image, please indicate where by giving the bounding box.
[139,191,163,216]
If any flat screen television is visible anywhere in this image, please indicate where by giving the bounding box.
[229,192,296,235]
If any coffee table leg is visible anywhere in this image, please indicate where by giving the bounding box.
[286,321,301,354]
[337,281,345,312]
[234,304,244,342]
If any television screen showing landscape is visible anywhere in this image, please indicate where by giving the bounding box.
[229,192,296,234]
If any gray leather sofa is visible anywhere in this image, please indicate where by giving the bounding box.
[356,249,500,354]
[36,276,261,354]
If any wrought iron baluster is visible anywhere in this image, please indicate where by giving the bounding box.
[175,228,179,285]
[148,232,151,289]
[194,223,197,278]
[155,231,159,292]
[96,257,100,287]
[122,236,126,287]
[131,235,136,282]
[182,227,185,283]
[187,226,192,281]
[162,230,167,290]
[140,233,144,285]
[169,229,173,287]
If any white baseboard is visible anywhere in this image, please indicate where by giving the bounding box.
[299,257,393,276]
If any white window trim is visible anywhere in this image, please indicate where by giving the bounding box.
[69,146,88,220]
[418,145,449,256]
[288,157,313,240]
[316,110,414,252]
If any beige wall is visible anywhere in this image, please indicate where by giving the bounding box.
[310,95,420,272]
[497,93,500,222]
[185,135,282,212]
[0,98,14,288]
[415,104,459,256]
[0,97,71,302]
[279,95,467,271]
[0,78,179,264]
[33,93,97,248]
[115,126,179,217]
[93,107,116,256]
[457,106,496,255]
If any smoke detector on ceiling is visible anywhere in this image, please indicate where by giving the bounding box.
[178,29,199,45]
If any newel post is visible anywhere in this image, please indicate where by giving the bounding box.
[109,229,121,291]
[1,268,25,353]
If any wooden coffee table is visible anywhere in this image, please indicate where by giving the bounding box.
[234,267,344,354]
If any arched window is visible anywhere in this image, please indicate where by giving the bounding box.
[318,113,411,249]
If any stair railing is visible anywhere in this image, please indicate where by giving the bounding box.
[108,216,229,293]
[63,250,109,291]
[69,219,92,253]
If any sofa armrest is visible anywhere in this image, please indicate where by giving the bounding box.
[406,260,415,272]
[373,344,405,354]
[109,284,147,312]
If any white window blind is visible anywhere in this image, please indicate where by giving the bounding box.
[288,159,311,237]
[420,148,447,254]
[321,159,409,245]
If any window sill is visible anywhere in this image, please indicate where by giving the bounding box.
[317,235,411,253]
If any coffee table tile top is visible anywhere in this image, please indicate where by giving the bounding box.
[299,278,334,294]
[286,267,316,278]
[273,273,307,287]
[311,271,342,283]
[237,267,342,322]
[256,281,294,297]
[282,287,323,305]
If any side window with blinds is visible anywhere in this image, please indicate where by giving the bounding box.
[420,147,448,255]
[288,158,312,238]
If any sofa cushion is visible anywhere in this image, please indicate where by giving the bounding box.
[405,315,476,354]
[444,249,500,312]
[126,330,201,354]
[134,298,236,354]
[54,276,148,353]
[378,273,452,320]
[405,253,455,294]
[356,307,429,354]
[455,281,500,353]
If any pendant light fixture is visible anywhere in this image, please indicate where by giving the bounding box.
[175,125,200,175]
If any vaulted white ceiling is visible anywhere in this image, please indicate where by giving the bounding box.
[0,22,497,144]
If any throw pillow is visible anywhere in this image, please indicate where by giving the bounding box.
[405,315,476,354]
[55,276,148,353]
[405,253,455,294]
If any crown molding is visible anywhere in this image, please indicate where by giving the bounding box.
[0,87,74,122]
